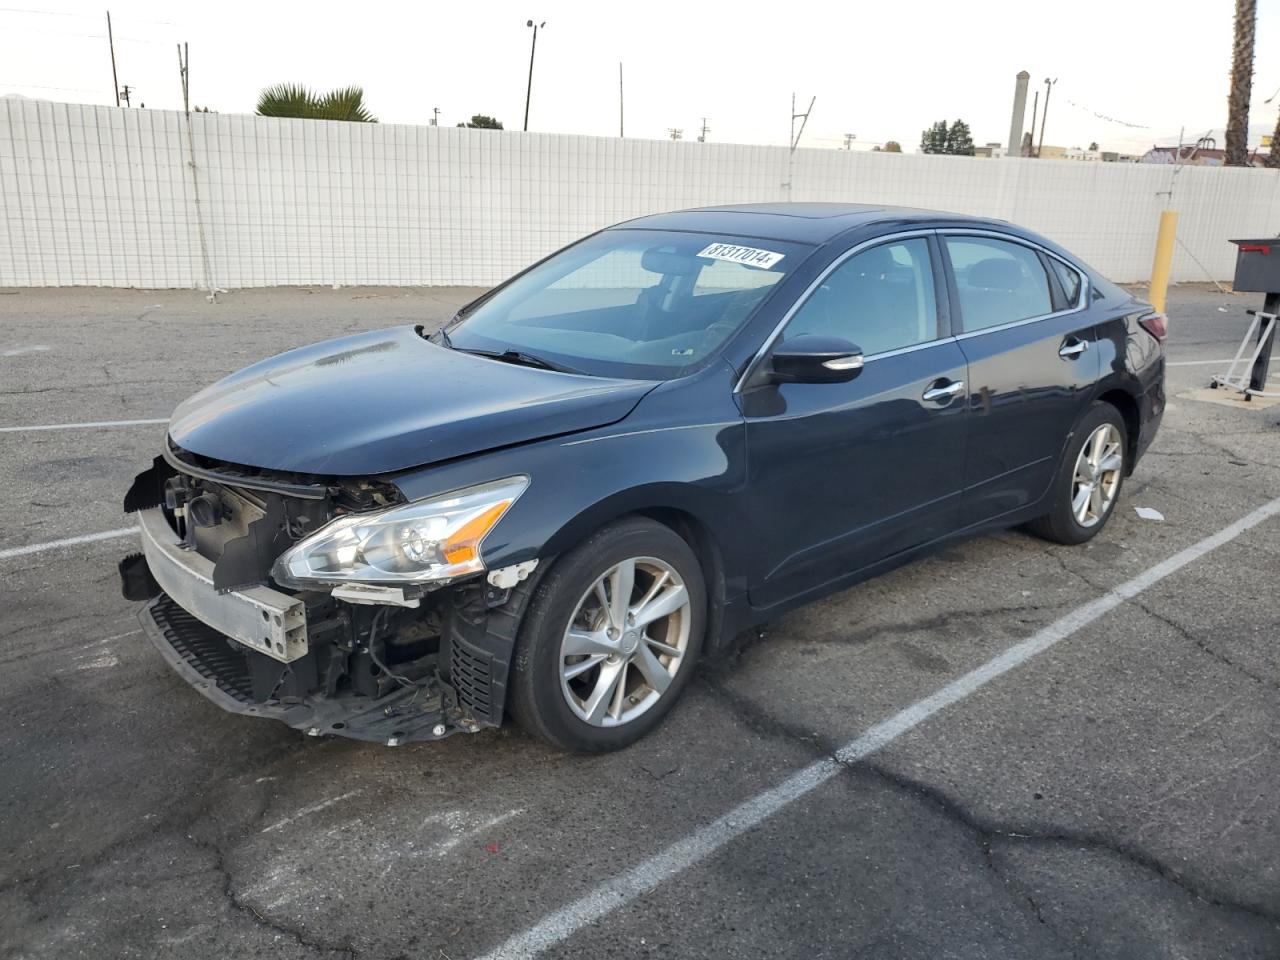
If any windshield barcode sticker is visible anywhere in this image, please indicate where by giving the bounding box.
[697,243,785,270]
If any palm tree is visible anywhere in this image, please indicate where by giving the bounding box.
[1225,0,1256,166]
[256,84,377,122]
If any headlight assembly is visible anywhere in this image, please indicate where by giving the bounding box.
[272,476,528,588]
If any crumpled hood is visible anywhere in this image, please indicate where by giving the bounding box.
[168,326,656,475]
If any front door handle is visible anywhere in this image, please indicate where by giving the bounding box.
[1059,338,1089,359]
[922,379,965,403]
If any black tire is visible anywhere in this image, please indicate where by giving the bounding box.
[1027,402,1128,545]
[508,517,706,753]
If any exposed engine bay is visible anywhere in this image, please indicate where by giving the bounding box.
[119,442,533,744]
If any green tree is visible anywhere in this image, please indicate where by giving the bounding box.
[256,84,376,122]
[920,120,949,154]
[1088,141,1099,151]
[882,140,902,153]
[458,114,504,129]
[944,119,974,155]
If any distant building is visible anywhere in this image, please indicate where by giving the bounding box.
[1140,145,1266,167]
[1037,144,1067,160]
[973,142,1008,158]
[1100,151,1141,163]
[1064,147,1102,161]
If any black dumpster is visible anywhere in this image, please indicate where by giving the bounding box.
[1228,239,1279,396]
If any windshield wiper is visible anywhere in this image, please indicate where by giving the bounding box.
[456,347,583,375]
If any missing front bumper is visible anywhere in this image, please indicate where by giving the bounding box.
[139,592,471,745]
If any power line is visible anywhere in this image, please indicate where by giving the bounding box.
[0,6,173,23]
[0,23,159,42]
[0,81,102,94]
[1063,96,1151,129]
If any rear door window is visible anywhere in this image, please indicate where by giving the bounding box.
[945,236,1054,332]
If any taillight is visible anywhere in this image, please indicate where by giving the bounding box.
[1138,312,1168,341]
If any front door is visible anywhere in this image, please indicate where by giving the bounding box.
[741,234,969,610]
[940,233,1101,526]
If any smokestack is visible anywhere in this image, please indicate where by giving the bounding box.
[1008,70,1030,155]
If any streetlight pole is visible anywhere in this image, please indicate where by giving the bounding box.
[1037,77,1057,158]
[523,19,545,132]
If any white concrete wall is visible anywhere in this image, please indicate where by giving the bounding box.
[4,99,1280,289]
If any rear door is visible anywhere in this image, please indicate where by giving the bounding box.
[941,232,1100,526]
[741,233,970,609]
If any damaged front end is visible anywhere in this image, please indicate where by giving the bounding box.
[119,441,538,745]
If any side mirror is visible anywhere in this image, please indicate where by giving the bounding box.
[768,334,864,384]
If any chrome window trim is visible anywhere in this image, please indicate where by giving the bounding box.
[734,226,1093,393]
[733,229,939,393]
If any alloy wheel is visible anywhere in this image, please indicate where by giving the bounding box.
[559,556,691,727]
[1071,423,1123,527]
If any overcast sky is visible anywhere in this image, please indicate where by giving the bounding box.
[3,0,1279,155]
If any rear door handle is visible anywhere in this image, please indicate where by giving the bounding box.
[922,379,965,403]
[1059,338,1089,359]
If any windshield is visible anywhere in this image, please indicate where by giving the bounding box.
[443,229,808,380]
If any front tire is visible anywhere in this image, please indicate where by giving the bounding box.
[509,517,706,753]
[1027,402,1128,545]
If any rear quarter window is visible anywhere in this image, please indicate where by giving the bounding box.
[1050,258,1083,307]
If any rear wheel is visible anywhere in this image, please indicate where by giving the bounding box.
[509,517,706,752]
[1027,403,1128,545]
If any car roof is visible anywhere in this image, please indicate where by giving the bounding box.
[612,202,1007,245]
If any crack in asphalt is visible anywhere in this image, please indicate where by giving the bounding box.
[1,749,368,959]
[697,645,1280,938]
[698,672,838,757]
[856,761,1280,930]
[1132,597,1280,694]
[779,602,1057,651]
[185,830,361,959]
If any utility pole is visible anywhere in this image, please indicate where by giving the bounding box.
[119,84,133,107]
[430,107,439,126]
[1037,77,1057,159]
[176,42,189,113]
[523,19,545,132]
[843,132,855,150]
[176,40,214,298]
[619,62,624,138]
[668,128,683,141]
[784,93,815,199]
[698,118,709,142]
[1027,90,1038,156]
[107,10,120,106]
[790,93,815,150]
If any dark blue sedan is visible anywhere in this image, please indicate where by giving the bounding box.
[121,203,1166,752]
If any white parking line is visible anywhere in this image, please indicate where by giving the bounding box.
[0,418,168,433]
[1166,359,1234,367]
[0,527,138,561]
[477,494,1280,960]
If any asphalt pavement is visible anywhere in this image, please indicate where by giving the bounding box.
[0,282,1277,959]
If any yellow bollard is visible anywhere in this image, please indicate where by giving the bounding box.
[1148,209,1178,312]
